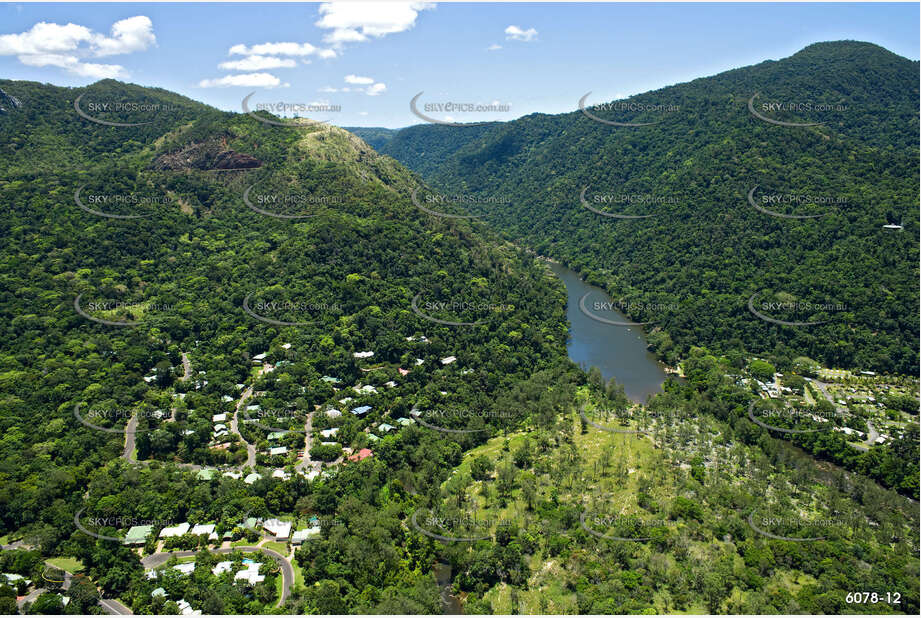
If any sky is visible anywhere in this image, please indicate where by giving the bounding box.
[1,2,918,128]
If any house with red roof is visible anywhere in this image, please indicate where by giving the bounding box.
[347,448,373,462]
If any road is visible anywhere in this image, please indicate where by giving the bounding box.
[294,412,319,474]
[123,414,138,461]
[180,352,192,381]
[141,545,293,606]
[232,384,258,470]
[99,598,133,615]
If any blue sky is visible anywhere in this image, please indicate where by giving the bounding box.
[1,2,918,128]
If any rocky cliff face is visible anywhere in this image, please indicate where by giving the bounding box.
[0,87,22,113]
[148,138,261,171]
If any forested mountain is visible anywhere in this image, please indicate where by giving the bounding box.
[342,126,400,152]
[375,41,920,374]
[0,59,917,616]
[0,78,579,612]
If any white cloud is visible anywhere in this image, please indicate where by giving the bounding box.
[344,74,374,85]
[0,22,94,55]
[315,2,434,47]
[18,53,126,78]
[358,111,368,116]
[505,25,538,42]
[487,44,502,51]
[319,86,339,93]
[219,55,296,71]
[366,82,386,96]
[198,72,286,88]
[91,16,156,57]
[228,41,324,57]
[317,48,338,59]
[0,16,154,78]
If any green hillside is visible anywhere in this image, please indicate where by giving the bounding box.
[375,41,920,375]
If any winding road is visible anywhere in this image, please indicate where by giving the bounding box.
[232,385,258,470]
[141,545,293,607]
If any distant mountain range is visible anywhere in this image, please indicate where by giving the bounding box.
[367,41,920,374]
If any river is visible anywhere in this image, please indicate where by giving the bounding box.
[547,260,667,403]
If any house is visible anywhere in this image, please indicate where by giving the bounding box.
[124,524,154,546]
[398,368,409,376]
[252,353,268,363]
[213,423,227,432]
[281,343,292,350]
[213,413,227,422]
[325,408,342,418]
[366,433,380,442]
[190,523,218,540]
[244,473,262,484]
[440,356,457,365]
[262,518,291,540]
[378,423,395,433]
[211,561,233,576]
[320,441,338,446]
[272,469,290,480]
[415,358,424,365]
[339,397,354,404]
[223,470,242,480]
[269,446,287,456]
[291,527,321,545]
[395,417,414,426]
[302,469,320,481]
[143,375,156,383]
[385,380,397,388]
[151,587,166,598]
[246,404,261,411]
[348,448,373,462]
[321,376,341,384]
[234,563,264,585]
[351,406,371,416]
[176,598,201,615]
[173,562,196,576]
[354,384,378,395]
[267,431,287,441]
[196,469,217,481]
[159,522,191,538]
[320,428,339,438]
[353,351,374,359]
[236,383,246,390]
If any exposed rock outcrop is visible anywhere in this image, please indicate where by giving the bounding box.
[149,139,261,171]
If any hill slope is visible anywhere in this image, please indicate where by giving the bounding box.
[375,41,920,374]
